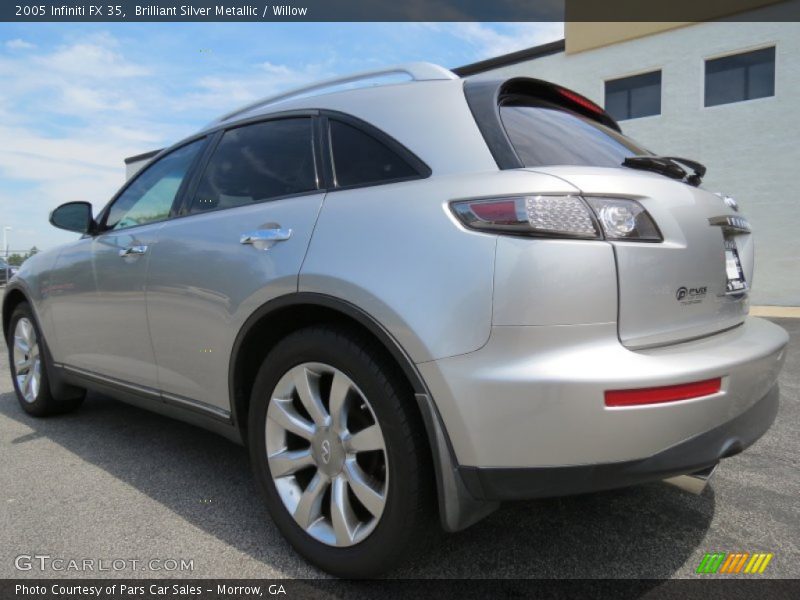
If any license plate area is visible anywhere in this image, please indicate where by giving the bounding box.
[724,237,747,294]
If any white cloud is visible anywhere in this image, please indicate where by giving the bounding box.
[5,39,36,50]
[425,22,564,61]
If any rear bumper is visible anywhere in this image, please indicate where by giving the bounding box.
[458,383,778,500]
[419,317,788,469]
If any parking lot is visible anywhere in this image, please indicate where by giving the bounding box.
[0,317,797,579]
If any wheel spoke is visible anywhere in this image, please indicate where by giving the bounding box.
[344,459,385,517]
[293,470,329,529]
[268,448,315,478]
[348,424,384,453]
[269,398,315,440]
[291,366,329,428]
[22,371,32,398]
[15,357,31,373]
[330,475,356,546]
[29,362,40,399]
[14,334,29,355]
[328,371,350,434]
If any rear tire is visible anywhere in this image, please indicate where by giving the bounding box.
[6,302,84,417]
[248,325,434,577]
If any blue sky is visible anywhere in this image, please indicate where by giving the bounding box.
[0,22,562,252]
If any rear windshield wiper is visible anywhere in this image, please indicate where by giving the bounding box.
[622,155,706,186]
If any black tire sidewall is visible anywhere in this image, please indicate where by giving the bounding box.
[248,327,427,577]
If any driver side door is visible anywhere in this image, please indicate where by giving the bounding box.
[49,139,207,388]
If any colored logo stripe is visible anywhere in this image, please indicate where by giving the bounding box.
[697,552,773,574]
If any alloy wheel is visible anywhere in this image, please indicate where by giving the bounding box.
[265,362,388,547]
[12,317,41,403]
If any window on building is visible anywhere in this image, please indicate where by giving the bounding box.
[604,71,662,121]
[705,47,775,107]
[329,120,419,188]
[190,118,317,213]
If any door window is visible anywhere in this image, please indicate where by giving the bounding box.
[105,139,205,230]
[189,118,317,213]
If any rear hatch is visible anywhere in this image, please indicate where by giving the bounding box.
[484,80,752,348]
[529,166,752,348]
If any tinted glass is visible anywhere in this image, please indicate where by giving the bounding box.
[106,140,204,230]
[190,118,316,213]
[705,47,775,107]
[330,120,417,188]
[500,103,649,168]
[605,71,661,121]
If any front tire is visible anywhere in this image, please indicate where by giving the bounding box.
[6,302,84,417]
[248,325,433,577]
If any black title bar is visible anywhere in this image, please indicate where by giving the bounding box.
[3,0,800,22]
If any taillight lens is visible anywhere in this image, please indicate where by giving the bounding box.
[584,197,662,241]
[451,195,661,242]
[451,195,600,239]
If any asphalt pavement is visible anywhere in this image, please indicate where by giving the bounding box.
[0,318,797,579]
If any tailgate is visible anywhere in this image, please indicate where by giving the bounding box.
[529,166,752,348]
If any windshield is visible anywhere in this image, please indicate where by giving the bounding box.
[500,101,650,168]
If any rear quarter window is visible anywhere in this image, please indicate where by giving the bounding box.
[329,120,419,188]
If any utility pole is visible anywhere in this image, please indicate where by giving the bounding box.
[3,226,10,283]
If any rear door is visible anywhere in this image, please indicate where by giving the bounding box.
[145,116,325,415]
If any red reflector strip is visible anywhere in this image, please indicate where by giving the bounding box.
[605,378,722,407]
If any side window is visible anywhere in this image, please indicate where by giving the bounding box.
[189,118,317,213]
[105,139,204,231]
[329,120,419,188]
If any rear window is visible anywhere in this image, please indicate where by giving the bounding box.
[500,102,649,168]
[330,120,418,188]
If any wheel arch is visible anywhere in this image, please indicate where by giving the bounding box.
[2,286,30,340]
[228,292,430,441]
[228,292,499,532]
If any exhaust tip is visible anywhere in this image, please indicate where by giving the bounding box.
[663,464,718,495]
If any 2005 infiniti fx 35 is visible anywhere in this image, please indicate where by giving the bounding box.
[3,63,788,577]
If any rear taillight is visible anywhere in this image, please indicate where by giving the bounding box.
[605,378,722,407]
[451,195,662,242]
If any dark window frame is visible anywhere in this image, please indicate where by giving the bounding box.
[604,70,662,121]
[703,46,776,108]
[319,111,432,192]
[178,114,323,217]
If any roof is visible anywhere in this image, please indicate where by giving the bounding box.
[452,39,565,78]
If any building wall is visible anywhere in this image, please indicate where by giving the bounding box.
[475,21,800,305]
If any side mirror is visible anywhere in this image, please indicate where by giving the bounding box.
[49,201,95,234]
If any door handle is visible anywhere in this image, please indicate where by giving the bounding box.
[118,245,148,257]
[240,228,292,250]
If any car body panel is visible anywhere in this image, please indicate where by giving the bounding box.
[529,166,752,348]
[300,170,579,362]
[145,194,326,412]
[419,317,787,468]
[47,225,164,386]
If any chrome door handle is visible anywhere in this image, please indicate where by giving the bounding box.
[118,245,148,257]
[240,228,292,250]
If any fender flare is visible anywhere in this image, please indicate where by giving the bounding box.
[228,292,498,531]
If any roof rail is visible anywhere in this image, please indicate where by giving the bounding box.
[213,62,458,124]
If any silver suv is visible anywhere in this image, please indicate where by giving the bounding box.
[3,63,789,577]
